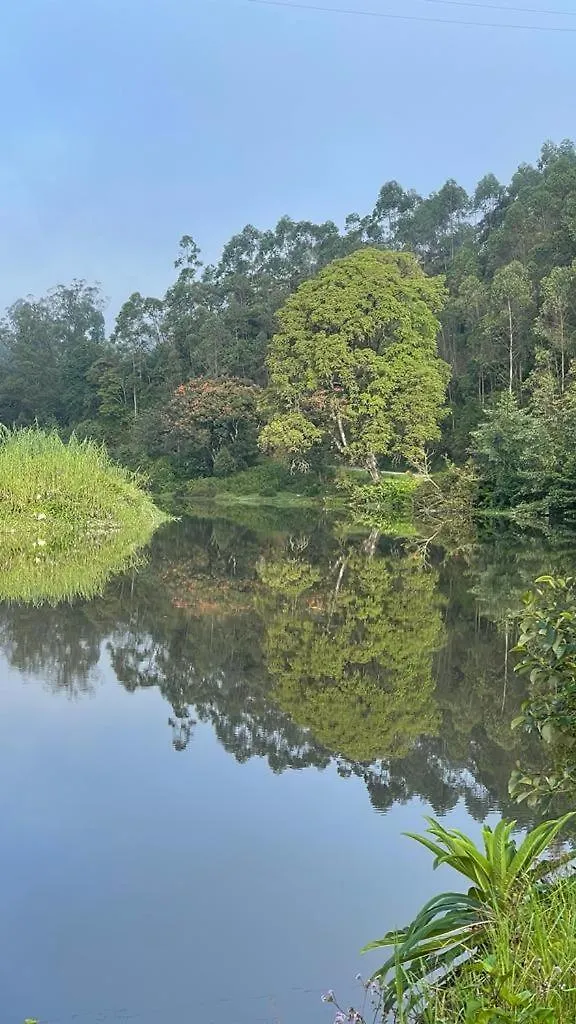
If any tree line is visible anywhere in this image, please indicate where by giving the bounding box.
[3,138,576,511]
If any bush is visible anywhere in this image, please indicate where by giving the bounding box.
[185,477,218,498]
[186,459,330,499]
[429,876,576,1023]
[142,456,179,494]
[509,575,576,807]
[340,814,576,1024]
[219,461,298,494]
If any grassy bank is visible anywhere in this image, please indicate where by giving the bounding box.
[427,876,576,1022]
[190,490,318,510]
[0,429,167,603]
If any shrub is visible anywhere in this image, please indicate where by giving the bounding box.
[186,459,329,499]
[509,575,576,807]
[429,876,576,1023]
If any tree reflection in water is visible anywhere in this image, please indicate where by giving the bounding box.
[1,513,573,823]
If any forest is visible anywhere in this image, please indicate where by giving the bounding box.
[3,138,576,517]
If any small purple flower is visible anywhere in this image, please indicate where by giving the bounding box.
[321,990,335,1004]
[334,1014,348,1024]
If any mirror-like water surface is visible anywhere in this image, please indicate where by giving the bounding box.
[0,512,569,1024]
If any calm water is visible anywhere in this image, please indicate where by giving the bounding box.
[0,510,569,1024]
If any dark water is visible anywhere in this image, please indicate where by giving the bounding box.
[0,510,570,1024]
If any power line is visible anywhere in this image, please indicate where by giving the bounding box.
[248,0,576,29]
[425,0,576,18]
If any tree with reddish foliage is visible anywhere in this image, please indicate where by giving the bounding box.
[161,377,262,477]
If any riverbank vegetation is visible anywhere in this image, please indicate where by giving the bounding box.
[509,575,576,808]
[329,814,576,1024]
[3,141,576,521]
[0,429,166,603]
[369,814,575,1019]
[320,815,576,1023]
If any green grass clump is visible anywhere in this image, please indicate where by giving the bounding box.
[0,428,168,604]
[428,878,576,1023]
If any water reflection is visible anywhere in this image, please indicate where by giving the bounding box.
[258,544,443,762]
[1,513,572,821]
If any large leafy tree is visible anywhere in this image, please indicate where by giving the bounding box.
[260,249,450,478]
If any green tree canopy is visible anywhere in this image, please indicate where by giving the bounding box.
[535,263,576,392]
[482,261,535,395]
[0,281,105,427]
[470,393,553,509]
[260,248,450,477]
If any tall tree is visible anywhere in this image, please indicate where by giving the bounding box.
[484,261,534,394]
[473,173,505,228]
[260,249,449,478]
[111,292,165,419]
[396,180,471,272]
[371,180,420,243]
[535,263,576,392]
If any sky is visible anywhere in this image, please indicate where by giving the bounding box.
[0,0,575,321]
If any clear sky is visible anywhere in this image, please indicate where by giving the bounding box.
[1,0,575,320]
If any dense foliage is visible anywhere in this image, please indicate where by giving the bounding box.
[260,249,449,476]
[4,140,576,509]
[258,547,443,761]
[158,376,262,478]
[509,575,576,807]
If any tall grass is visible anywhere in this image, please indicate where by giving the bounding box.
[426,877,576,1022]
[357,813,576,1024]
[0,428,167,603]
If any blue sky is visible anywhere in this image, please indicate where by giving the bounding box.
[0,0,575,320]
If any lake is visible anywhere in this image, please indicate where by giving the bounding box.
[0,509,567,1024]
